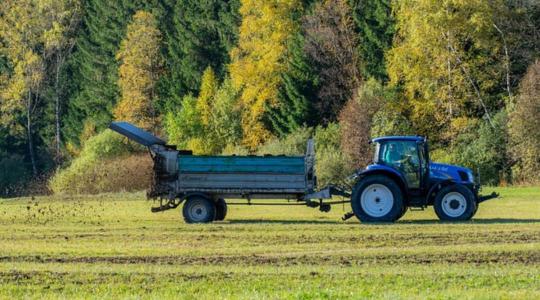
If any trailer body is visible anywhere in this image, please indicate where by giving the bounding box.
[176,155,313,195]
[109,122,318,201]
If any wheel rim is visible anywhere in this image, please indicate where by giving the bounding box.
[188,201,209,222]
[360,184,394,217]
[441,192,467,217]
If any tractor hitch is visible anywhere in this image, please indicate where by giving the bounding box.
[342,211,355,221]
[478,192,499,203]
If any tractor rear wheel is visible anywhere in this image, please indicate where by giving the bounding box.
[183,196,216,223]
[214,198,228,221]
[434,184,476,221]
[351,175,404,223]
[397,205,408,221]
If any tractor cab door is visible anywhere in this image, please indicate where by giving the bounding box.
[378,140,425,191]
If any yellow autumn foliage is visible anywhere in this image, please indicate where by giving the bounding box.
[197,67,218,126]
[229,0,301,150]
[114,11,163,131]
[387,0,506,140]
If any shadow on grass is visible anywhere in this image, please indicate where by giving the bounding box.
[227,219,340,225]
[398,218,540,225]
[226,218,540,225]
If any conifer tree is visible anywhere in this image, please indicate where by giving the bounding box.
[266,33,317,136]
[349,0,395,81]
[158,0,240,108]
[64,0,154,144]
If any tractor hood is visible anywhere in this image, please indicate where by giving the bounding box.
[430,162,474,184]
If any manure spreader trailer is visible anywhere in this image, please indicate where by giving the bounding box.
[110,122,498,223]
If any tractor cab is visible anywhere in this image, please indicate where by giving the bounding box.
[350,136,498,222]
[371,136,429,193]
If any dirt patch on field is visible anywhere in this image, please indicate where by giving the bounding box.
[1,250,539,266]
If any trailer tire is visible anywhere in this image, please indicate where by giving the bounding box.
[434,184,476,221]
[215,198,228,221]
[183,196,216,223]
[351,175,404,223]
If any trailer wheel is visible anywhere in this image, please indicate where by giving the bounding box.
[214,198,228,221]
[434,184,476,221]
[182,196,216,223]
[351,175,404,223]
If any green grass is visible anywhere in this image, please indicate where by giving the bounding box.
[0,186,539,299]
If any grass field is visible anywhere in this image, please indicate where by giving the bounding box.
[0,186,539,299]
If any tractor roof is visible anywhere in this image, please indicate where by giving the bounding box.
[371,136,425,143]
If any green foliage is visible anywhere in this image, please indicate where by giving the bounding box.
[2,0,540,190]
[49,129,147,194]
[257,127,313,156]
[266,33,317,137]
[157,0,240,111]
[64,0,154,144]
[314,123,353,186]
[255,123,352,186]
[431,113,508,185]
[0,153,29,197]
[165,95,202,150]
[508,61,540,184]
[349,0,395,80]
[209,79,243,150]
[165,71,242,154]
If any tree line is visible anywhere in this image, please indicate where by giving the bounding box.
[0,0,539,196]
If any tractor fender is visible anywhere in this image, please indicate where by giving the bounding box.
[355,166,409,203]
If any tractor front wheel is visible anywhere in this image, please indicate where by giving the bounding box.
[351,175,404,223]
[434,184,476,221]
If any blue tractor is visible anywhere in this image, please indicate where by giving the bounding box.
[349,136,498,222]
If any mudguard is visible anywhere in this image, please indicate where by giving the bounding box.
[355,164,410,195]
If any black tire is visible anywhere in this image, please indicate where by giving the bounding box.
[351,175,404,223]
[397,205,407,221]
[182,196,216,223]
[214,198,228,221]
[434,184,476,221]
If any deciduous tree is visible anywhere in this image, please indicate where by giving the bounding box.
[303,0,361,123]
[114,10,163,131]
[387,0,508,142]
[508,60,540,183]
[229,0,302,150]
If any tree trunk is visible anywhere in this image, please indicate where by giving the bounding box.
[55,53,61,161]
[493,23,512,101]
[26,92,37,176]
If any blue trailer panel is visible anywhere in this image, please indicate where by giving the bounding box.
[178,155,305,174]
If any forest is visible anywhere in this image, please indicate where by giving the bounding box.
[0,0,539,196]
